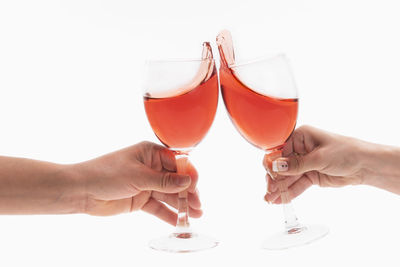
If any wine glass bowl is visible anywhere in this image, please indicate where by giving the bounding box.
[143,59,218,152]
[219,54,299,151]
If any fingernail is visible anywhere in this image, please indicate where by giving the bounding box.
[174,175,191,186]
[272,160,288,172]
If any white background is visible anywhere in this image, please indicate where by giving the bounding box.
[1,0,400,266]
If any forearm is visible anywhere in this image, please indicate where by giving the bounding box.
[361,143,400,195]
[0,156,85,214]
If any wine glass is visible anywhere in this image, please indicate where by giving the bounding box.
[217,30,329,250]
[142,42,219,253]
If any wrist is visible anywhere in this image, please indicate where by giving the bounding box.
[61,163,88,214]
[359,141,400,194]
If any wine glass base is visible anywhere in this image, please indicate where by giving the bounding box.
[149,232,218,253]
[261,224,329,250]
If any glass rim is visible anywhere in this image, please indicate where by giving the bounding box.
[228,53,287,68]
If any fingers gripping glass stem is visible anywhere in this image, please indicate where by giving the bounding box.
[267,150,300,231]
[263,150,328,250]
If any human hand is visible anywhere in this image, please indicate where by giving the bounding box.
[263,125,367,204]
[71,141,202,225]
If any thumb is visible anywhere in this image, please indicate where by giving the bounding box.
[272,150,323,176]
[137,166,191,193]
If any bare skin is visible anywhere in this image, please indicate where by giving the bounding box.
[264,125,400,204]
[0,141,202,225]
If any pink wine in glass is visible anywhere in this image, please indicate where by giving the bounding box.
[144,70,218,150]
[219,65,298,151]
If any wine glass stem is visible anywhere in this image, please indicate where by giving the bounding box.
[277,166,300,230]
[282,203,299,229]
[174,154,191,234]
[266,149,300,231]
